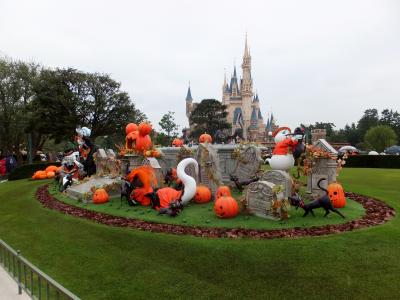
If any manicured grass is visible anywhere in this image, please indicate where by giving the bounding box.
[51,184,364,229]
[0,168,399,300]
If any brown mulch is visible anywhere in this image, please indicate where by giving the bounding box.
[35,185,395,239]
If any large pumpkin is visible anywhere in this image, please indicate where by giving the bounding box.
[214,196,239,218]
[45,165,58,173]
[138,122,152,136]
[46,171,55,179]
[216,186,231,199]
[135,134,152,152]
[327,182,346,208]
[172,138,183,147]
[125,130,139,149]
[37,170,48,180]
[126,123,138,135]
[199,133,212,144]
[92,188,109,204]
[194,185,212,204]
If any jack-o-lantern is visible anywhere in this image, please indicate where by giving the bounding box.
[138,122,152,136]
[172,138,183,147]
[46,171,55,179]
[93,188,109,204]
[126,123,138,135]
[126,130,139,149]
[135,134,152,152]
[199,133,212,144]
[216,186,231,199]
[194,185,212,204]
[327,182,346,208]
[214,196,239,218]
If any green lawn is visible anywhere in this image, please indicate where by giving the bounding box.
[0,168,399,300]
[52,184,364,230]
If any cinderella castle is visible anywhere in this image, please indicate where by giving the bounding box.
[186,36,277,142]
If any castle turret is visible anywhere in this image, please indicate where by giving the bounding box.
[241,34,253,97]
[185,84,193,118]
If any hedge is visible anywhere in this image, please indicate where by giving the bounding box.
[8,162,61,181]
[345,155,400,169]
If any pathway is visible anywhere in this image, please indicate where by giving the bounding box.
[0,265,31,300]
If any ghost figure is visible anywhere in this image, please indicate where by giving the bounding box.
[267,127,298,171]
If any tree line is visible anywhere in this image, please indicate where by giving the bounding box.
[0,57,145,161]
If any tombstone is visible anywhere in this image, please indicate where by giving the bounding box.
[95,148,108,176]
[196,143,223,195]
[142,157,163,188]
[245,181,277,220]
[231,145,263,183]
[260,170,292,198]
[178,146,197,181]
[307,139,338,197]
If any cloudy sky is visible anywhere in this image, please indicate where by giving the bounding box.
[1,0,399,131]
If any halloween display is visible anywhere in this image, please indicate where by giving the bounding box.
[215,186,231,199]
[92,188,110,204]
[75,127,97,177]
[172,138,184,147]
[194,185,212,204]
[199,133,212,144]
[126,123,138,135]
[288,178,345,218]
[214,196,239,218]
[327,182,346,208]
[32,165,60,180]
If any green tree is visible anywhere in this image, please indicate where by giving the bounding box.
[357,109,379,139]
[380,109,400,143]
[364,125,397,152]
[159,111,179,141]
[189,99,231,140]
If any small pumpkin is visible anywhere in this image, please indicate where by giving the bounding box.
[46,171,55,179]
[194,185,212,204]
[214,196,239,218]
[327,182,346,208]
[92,188,109,204]
[138,122,152,136]
[216,186,231,199]
[172,138,183,147]
[37,170,47,180]
[135,135,152,152]
[126,123,138,135]
[151,150,161,158]
[45,165,58,173]
[199,133,212,144]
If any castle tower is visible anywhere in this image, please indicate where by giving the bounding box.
[185,84,193,119]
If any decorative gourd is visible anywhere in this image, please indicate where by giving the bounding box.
[46,171,55,179]
[214,196,239,218]
[194,185,212,204]
[135,135,152,152]
[216,186,231,199]
[126,123,138,135]
[92,188,109,204]
[45,165,58,173]
[327,182,346,208]
[199,133,212,144]
[172,138,183,147]
[138,122,152,136]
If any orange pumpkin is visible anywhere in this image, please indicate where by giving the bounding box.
[92,189,109,204]
[37,170,47,180]
[46,171,55,179]
[126,123,138,135]
[172,138,183,147]
[327,182,346,208]
[199,133,212,144]
[126,130,139,149]
[151,150,161,158]
[214,196,239,218]
[138,122,152,136]
[194,185,212,204]
[45,165,58,173]
[216,186,231,199]
[56,166,62,173]
[135,135,152,152]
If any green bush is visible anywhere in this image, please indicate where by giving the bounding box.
[345,155,400,168]
[8,162,61,181]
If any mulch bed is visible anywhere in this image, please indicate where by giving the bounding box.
[36,185,395,239]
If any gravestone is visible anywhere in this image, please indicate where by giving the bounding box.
[307,139,338,197]
[231,145,263,183]
[260,170,292,198]
[66,177,120,202]
[196,143,223,195]
[95,148,108,176]
[245,181,277,220]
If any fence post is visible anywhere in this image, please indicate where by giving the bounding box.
[17,250,22,295]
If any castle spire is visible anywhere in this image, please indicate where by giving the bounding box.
[185,83,193,102]
[244,32,250,58]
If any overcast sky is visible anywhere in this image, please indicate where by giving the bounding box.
[1,0,399,132]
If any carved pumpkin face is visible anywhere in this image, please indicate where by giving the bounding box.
[172,138,183,147]
[214,196,239,218]
[126,123,138,135]
[194,185,212,204]
[125,131,139,149]
[199,133,212,144]
[93,188,109,204]
[327,182,346,208]
[135,135,152,152]
[138,122,152,136]
[216,186,231,199]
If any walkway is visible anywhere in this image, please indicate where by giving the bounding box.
[0,265,31,300]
